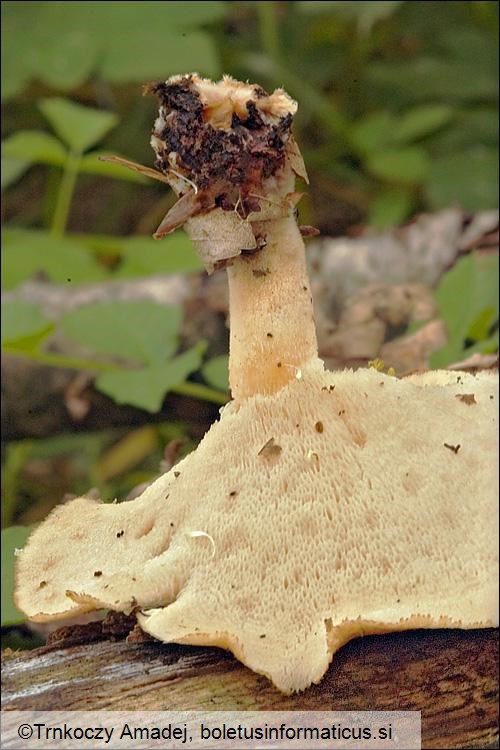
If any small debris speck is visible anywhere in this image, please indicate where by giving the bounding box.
[116,530,125,538]
[456,394,476,405]
[444,443,461,454]
[266,332,273,338]
[94,571,102,577]
[39,581,47,589]
[306,450,320,467]
[315,421,324,433]
[258,437,282,458]
[174,471,181,478]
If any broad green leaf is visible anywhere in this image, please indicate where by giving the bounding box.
[2,2,226,98]
[39,98,118,154]
[101,29,219,82]
[96,346,204,412]
[368,57,497,104]
[1,157,31,189]
[366,147,430,183]
[439,26,498,67]
[1,301,51,345]
[369,188,414,229]
[2,130,67,165]
[462,331,499,357]
[24,2,99,90]
[430,253,499,368]
[1,2,43,100]
[74,1,227,32]
[392,105,453,144]
[2,229,107,289]
[298,1,402,25]
[60,300,182,366]
[427,107,498,154]
[79,153,147,183]
[425,149,499,211]
[2,326,55,356]
[467,307,497,342]
[350,111,394,154]
[116,234,203,277]
[1,526,36,627]
[202,355,229,391]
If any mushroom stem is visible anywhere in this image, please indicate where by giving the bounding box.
[227,216,318,400]
[145,74,320,402]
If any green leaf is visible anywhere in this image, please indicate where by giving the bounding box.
[1,157,31,189]
[430,253,499,367]
[369,188,414,229]
[2,130,67,166]
[1,526,36,627]
[116,234,203,278]
[100,29,219,82]
[467,307,497,342]
[79,153,147,183]
[425,148,499,211]
[366,147,431,183]
[22,2,99,91]
[1,2,44,100]
[202,355,229,391]
[368,57,497,104]
[2,229,107,289]
[1,301,51,345]
[2,2,226,98]
[427,107,498,154]
[38,98,118,154]
[298,1,402,25]
[76,1,227,31]
[350,111,394,154]
[462,331,499,357]
[392,105,454,144]
[60,300,182,366]
[439,26,498,67]
[96,345,204,412]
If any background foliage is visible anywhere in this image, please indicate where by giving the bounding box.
[1,1,498,636]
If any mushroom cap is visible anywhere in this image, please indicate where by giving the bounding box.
[15,362,498,692]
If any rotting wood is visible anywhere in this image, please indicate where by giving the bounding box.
[2,629,498,749]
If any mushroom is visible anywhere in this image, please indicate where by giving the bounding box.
[15,75,498,694]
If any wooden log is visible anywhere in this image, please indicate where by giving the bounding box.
[2,628,498,749]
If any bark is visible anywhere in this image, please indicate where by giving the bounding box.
[2,628,498,749]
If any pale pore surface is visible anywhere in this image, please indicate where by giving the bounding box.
[16,363,499,692]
